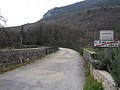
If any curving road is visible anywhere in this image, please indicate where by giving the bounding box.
[0,48,85,90]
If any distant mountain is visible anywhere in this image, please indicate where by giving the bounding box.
[2,6,120,49]
[43,0,120,20]
[1,0,120,50]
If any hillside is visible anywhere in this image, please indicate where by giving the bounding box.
[42,6,120,49]
[1,6,120,50]
[1,0,120,50]
[43,0,120,20]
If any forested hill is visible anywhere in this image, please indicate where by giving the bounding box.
[1,6,120,50]
[43,0,120,20]
[1,0,120,50]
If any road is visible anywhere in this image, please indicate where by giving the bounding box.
[0,48,85,90]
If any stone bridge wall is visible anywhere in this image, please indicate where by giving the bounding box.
[0,47,58,69]
[83,49,118,90]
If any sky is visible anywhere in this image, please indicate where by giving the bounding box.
[0,0,84,27]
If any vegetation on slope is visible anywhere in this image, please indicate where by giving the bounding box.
[1,0,120,51]
[43,0,120,20]
[1,6,120,50]
[93,48,120,87]
[83,57,104,90]
[83,75,104,90]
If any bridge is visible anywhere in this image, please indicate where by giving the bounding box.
[0,48,85,90]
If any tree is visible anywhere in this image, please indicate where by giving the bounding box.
[115,27,120,40]
[0,12,9,48]
[0,12,7,27]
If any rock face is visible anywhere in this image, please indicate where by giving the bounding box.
[43,0,120,19]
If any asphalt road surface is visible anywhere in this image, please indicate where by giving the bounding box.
[0,48,85,90]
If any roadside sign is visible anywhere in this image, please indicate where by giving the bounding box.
[94,30,120,47]
[94,40,120,47]
[100,30,114,40]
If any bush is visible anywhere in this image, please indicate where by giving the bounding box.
[83,60,104,90]
[79,48,83,56]
[83,75,104,90]
[109,48,120,87]
[94,48,112,71]
[94,48,120,87]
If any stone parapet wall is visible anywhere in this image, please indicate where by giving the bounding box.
[83,49,118,90]
[92,69,116,90]
[0,47,58,69]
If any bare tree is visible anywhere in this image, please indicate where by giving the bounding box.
[0,12,7,27]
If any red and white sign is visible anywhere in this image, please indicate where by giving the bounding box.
[94,40,120,47]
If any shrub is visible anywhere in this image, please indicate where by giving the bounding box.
[83,75,104,90]
[94,48,120,87]
[94,48,112,71]
[109,48,120,87]
[79,48,83,56]
[83,60,104,90]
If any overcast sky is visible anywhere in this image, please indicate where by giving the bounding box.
[0,0,84,27]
